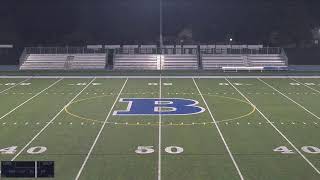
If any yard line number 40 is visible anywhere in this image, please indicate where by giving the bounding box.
[274,146,320,154]
[0,146,47,155]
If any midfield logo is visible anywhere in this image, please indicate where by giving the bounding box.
[113,98,205,116]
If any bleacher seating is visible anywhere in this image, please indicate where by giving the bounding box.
[202,55,245,70]
[20,54,67,70]
[162,55,198,70]
[247,54,287,67]
[113,46,198,70]
[200,45,287,70]
[69,54,106,70]
[20,53,106,70]
[19,45,288,71]
[113,54,159,70]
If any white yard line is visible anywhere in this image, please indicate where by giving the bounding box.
[290,78,320,94]
[0,78,30,94]
[225,78,320,175]
[75,78,128,180]
[258,78,320,120]
[11,78,96,161]
[192,78,244,180]
[0,78,63,122]
[158,75,162,180]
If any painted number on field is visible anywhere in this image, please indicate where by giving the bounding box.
[219,83,251,86]
[69,83,101,86]
[290,83,316,86]
[0,83,31,86]
[148,83,173,86]
[274,146,320,154]
[135,146,155,154]
[273,146,294,154]
[135,146,184,154]
[0,146,47,155]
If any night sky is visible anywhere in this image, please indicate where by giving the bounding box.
[1,0,320,45]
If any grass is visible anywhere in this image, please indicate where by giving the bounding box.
[0,76,320,180]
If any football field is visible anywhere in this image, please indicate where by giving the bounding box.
[0,76,320,180]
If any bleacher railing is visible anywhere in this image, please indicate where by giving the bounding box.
[25,47,108,54]
[114,48,198,55]
[200,47,282,55]
[24,46,283,55]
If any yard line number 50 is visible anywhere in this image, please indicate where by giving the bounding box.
[135,146,184,155]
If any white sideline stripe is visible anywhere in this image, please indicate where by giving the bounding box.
[225,78,320,175]
[0,78,30,94]
[158,75,162,180]
[75,78,128,180]
[1,75,320,79]
[0,78,63,122]
[258,78,320,120]
[290,78,320,94]
[192,78,244,180]
[11,78,96,161]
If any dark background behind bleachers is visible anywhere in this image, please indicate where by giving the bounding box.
[285,48,320,65]
[0,48,20,65]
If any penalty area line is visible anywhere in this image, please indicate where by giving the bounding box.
[75,78,128,180]
[225,77,320,175]
[193,78,245,180]
[11,78,96,161]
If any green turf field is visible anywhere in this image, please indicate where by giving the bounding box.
[0,76,320,180]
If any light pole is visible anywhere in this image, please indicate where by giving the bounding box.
[159,0,163,49]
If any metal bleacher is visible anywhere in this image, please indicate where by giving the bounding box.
[19,45,288,71]
[20,54,68,70]
[19,47,107,70]
[200,45,288,71]
[113,45,198,70]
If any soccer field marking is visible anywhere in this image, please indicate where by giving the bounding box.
[0,78,63,122]
[193,78,245,180]
[75,78,128,180]
[158,76,162,180]
[0,78,30,94]
[290,78,320,94]
[258,78,320,120]
[11,78,96,161]
[225,78,320,175]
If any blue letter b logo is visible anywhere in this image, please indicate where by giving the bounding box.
[113,98,205,116]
